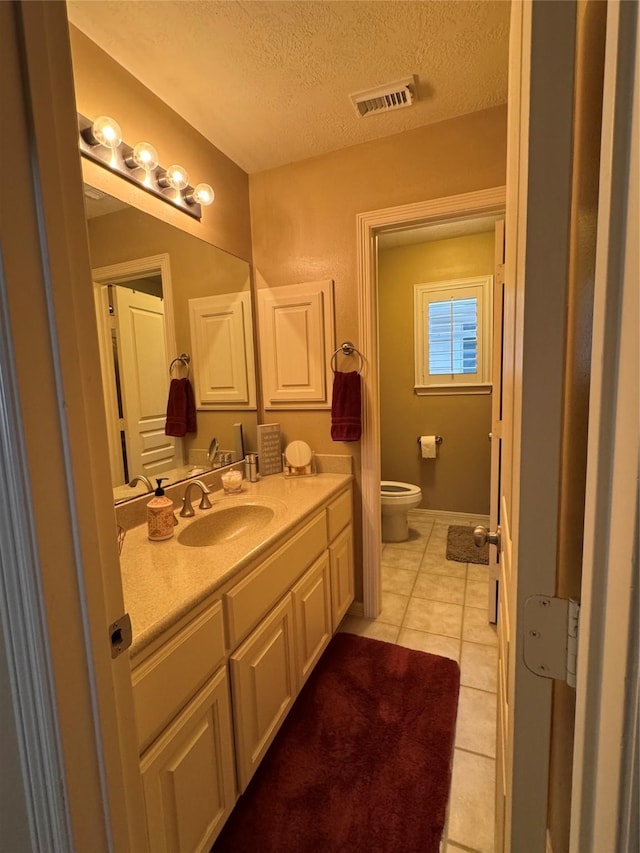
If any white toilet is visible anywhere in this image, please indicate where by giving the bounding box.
[380,480,422,542]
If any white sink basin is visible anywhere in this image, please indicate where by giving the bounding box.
[177,498,286,547]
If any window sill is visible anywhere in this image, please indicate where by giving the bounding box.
[414,384,492,396]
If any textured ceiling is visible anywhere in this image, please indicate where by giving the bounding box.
[66,0,510,174]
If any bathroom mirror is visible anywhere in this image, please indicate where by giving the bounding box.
[83,185,258,504]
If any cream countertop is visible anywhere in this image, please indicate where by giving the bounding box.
[120,473,352,659]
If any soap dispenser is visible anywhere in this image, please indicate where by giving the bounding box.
[147,478,174,541]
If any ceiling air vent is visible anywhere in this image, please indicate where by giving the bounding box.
[350,77,416,118]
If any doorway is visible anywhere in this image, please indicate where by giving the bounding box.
[355,186,507,619]
[377,215,501,520]
[347,192,505,851]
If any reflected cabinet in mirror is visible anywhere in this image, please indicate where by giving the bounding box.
[84,186,258,504]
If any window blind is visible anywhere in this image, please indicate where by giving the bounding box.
[428,297,478,375]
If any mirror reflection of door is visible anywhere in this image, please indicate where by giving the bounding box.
[95,274,179,486]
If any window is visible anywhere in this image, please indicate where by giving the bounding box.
[414,276,493,394]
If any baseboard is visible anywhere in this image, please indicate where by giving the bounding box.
[409,508,490,525]
[347,600,364,618]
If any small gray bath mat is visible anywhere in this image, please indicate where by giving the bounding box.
[446,525,489,565]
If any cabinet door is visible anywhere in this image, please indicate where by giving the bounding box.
[329,524,355,630]
[140,666,236,853]
[292,552,332,688]
[230,596,296,792]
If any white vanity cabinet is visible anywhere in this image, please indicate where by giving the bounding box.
[327,489,355,629]
[230,595,297,791]
[131,601,237,852]
[128,481,354,846]
[139,666,236,853]
[292,551,332,687]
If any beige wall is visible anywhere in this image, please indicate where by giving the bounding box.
[69,27,252,262]
[87,207,257,456]
[378,232,495,514]
[250,106,507,593]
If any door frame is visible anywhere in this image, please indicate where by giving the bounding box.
[2,3,147,849]
[356,186,507,618]
[570,1,639,849]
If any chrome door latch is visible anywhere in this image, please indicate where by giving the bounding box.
[109,612,132,659]
[523,596,579,688]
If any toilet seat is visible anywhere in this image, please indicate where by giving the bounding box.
[380,480,422,507]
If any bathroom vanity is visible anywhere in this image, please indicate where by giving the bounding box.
[118,473,354,851]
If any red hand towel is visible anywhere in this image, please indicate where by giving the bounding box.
[165,378,197,437]
[331,371,362,441]
[185,378,197,434]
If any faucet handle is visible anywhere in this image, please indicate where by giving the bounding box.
[180,497,195,518]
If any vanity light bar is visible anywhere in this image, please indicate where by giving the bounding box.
[77,114,214,221]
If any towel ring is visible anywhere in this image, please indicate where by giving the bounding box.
[169,353,191,378]
[331,341,364,374]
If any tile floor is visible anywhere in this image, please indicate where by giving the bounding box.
[339,510,498,853]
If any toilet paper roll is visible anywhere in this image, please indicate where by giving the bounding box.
[419,435,437,459]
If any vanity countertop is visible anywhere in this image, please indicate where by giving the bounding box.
[120,472,352,659]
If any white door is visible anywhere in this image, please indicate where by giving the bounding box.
[114,286,177,482]
[497,1,580,849]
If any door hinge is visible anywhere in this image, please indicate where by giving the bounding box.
[523,596,579,688]
[109,612,132,659]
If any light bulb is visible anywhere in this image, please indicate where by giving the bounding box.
[132,142,158,172]
[193,183,215,206]
[165,165,189,191]
[91,116,122,150]
[191,183,215,206]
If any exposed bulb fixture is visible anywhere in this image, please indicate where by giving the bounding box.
[164,165,189,191]
[132,142,159,172]
[91,116,122,151]
[187,183,215,207]
[125,142,159,187]
[78,113,214,221]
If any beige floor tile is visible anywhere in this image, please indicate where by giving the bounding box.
[463,607,498,647]
[413,573,466,605]
[467,563,491,583]
[397,628,460,662]
[383,529,430,551]
[455,686,497,758]
[447,749,496,852]
[445,844,472,853]
[403,598,463,638]
[407,513,434,532]
[426,531,450,549]
[381,565,417,596]
[460,642,498,692]
[465,579,489,609]
[420,552,467,579]
[381,547,423,571]
[378,591,410,626]
[338,616,400,644]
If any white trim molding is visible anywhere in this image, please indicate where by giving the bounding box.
[356,186,506,618]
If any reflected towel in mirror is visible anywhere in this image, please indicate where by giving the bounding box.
[165,377,197,436]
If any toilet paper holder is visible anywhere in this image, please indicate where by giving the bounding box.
[417,435,443,445]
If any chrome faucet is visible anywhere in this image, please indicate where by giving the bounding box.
[180,480,213,517]
[128,475,153,492]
